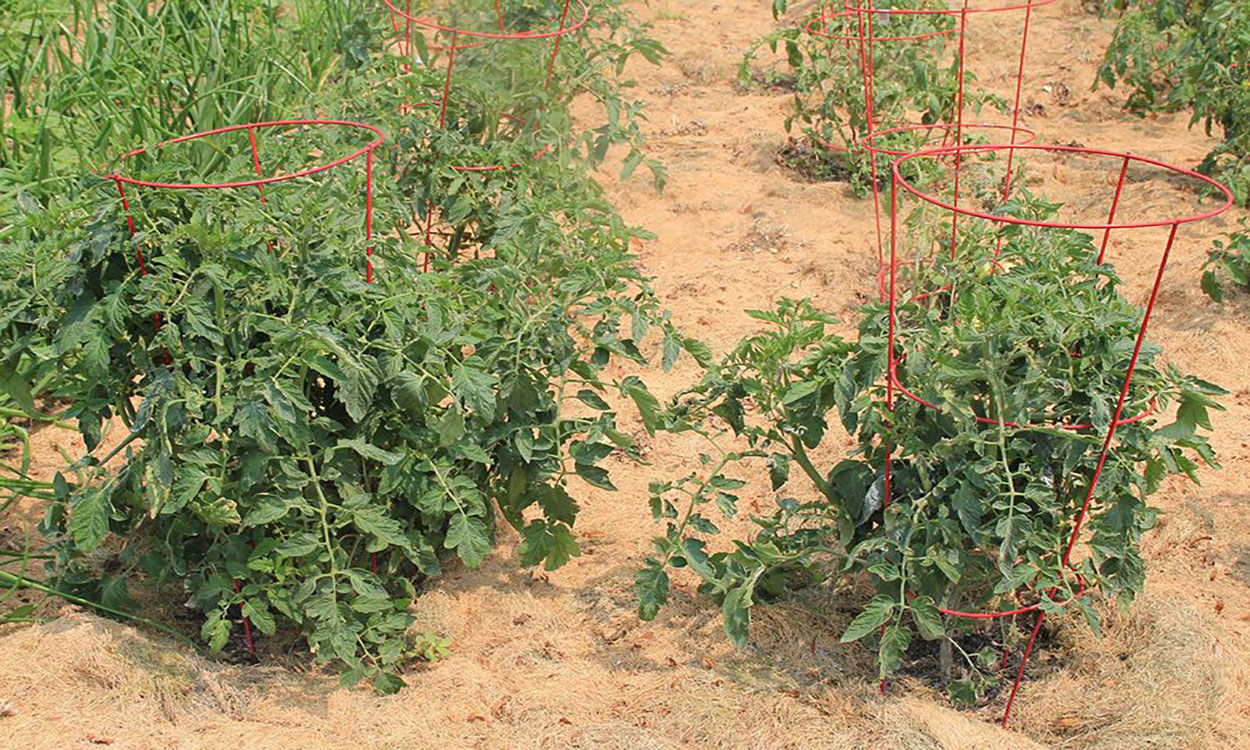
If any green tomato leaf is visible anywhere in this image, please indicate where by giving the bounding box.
[576,389,611,410]
[623,377,662,436]
[768,453,790,491]
[242,600,277,637]
[518,520,581,571]
[878,624,913,679]
[452,360,498,419]
[0,358,36,415]
[575,463,617,491]
[841,594,895,643]
[911,596,945,640]
[337,439,404,466]
[353,503,413,552]
[681,336,715,368]
[68,486,112,552]
[722,582,755,648]
[373,672,406,695]
[635,560,670,621]
[391,371,427,416]
[445,513,492,569]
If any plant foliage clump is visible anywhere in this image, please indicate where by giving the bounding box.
[739,0,1000,190]
[636,210,1223,704]
[0,122,682,690]
[0,0,684,691]
[1097,0,1250,204]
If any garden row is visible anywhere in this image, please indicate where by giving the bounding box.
[631,0,1242,724]
[0,0,1245,725]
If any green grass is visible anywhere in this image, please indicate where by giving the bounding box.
[0,0,362,224]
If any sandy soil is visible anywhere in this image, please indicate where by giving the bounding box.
[3,1,1250,748]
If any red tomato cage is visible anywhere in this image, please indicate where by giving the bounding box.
[803,1,1054,282]
[882,142,1234,725]
[106,120,385,283]
[381,1,590,270]
[101,119,387,655]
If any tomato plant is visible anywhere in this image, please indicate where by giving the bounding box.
[2,199,75,626]
[637,205,1223,704]
[344,22,666,260]
[1,378,49,626]
[1097,0,1250,204]
[0,114,688,690]
[739,1,1001,190]
[0,0,686,691]
[296,0,670,266]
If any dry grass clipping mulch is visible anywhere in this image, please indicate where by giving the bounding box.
[1001,592,1244,748]
[0,591,1239,749]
